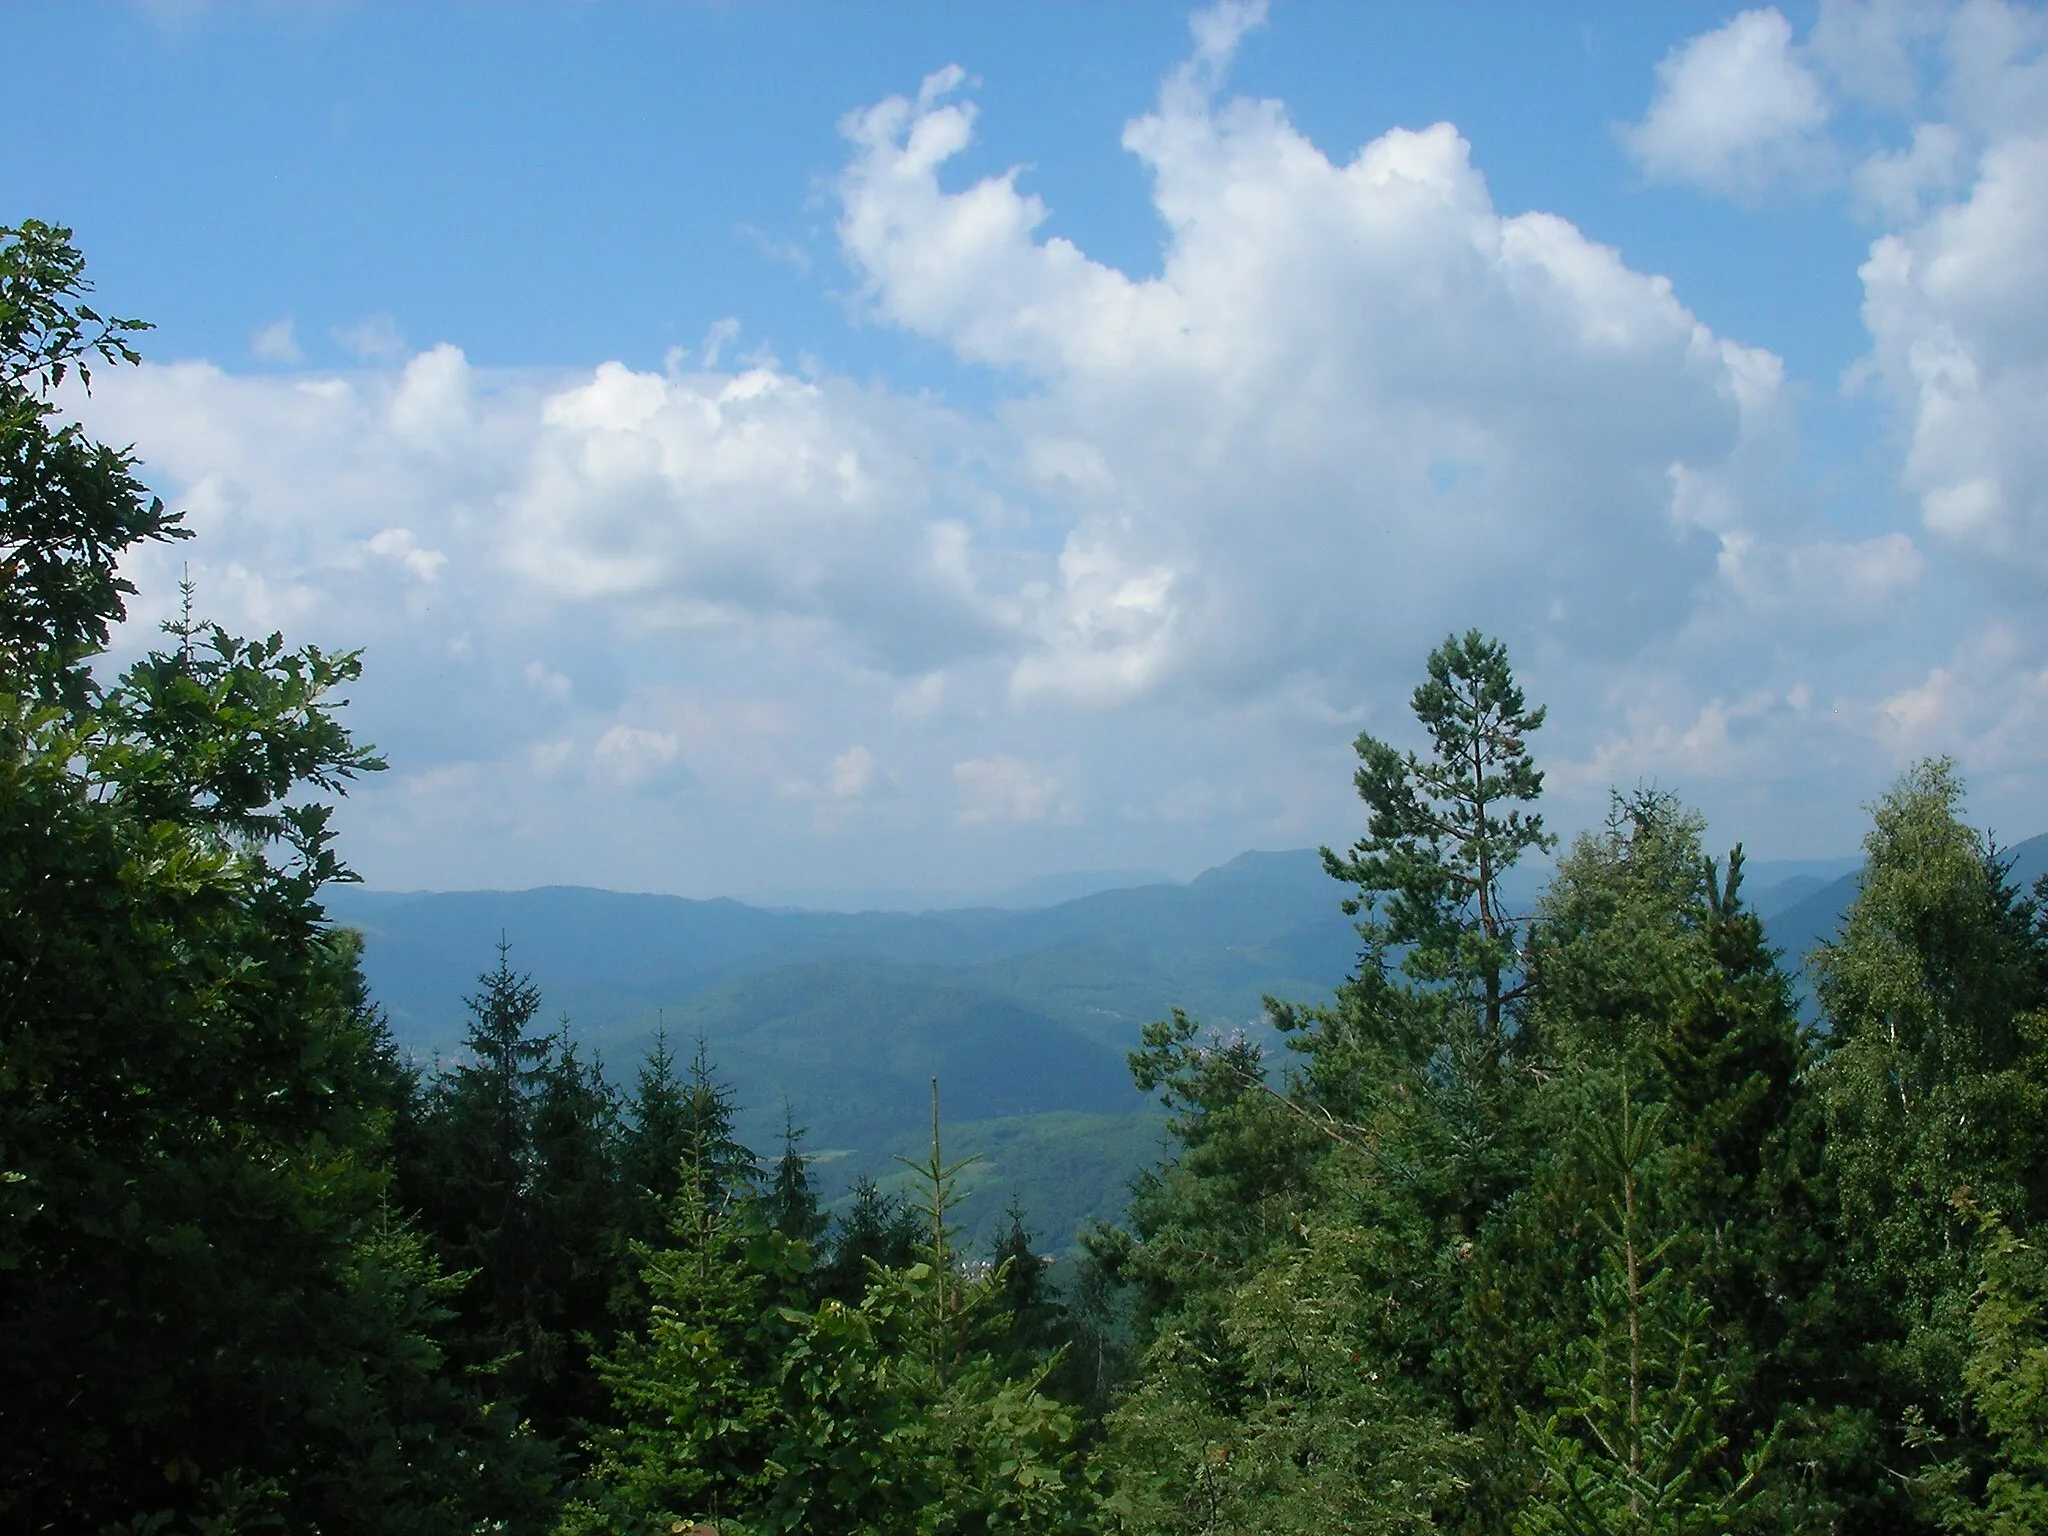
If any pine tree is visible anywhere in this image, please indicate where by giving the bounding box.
[406,944,628,1453]
[764,1103,827,1250]
[682,1035,759,1215]
[1324,628,1553,1043]
[619,1024,691,1235]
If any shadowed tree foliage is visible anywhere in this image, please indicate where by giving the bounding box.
[403,943,626,1454]
[1,221,551,1534]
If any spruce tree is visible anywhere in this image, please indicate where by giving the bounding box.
[988,1199,1065,1374]
[818,1173,923,1304]
[764,1103,827,1249]
[681,1035,759,1214]
[1516,1079,1776,1536]
[407,944,628,1453]
[563,1166,805,1536]
[619,1024,691,1234]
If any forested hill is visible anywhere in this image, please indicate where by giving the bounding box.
[332,839,2048,1070]
[325,839,2048,1249]
[327,848,1359,1061]
[328,850,1363,1243]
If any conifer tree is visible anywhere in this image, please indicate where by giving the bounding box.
[767,1079,1091,1534]
[764,1103,827,1249]
[818,1174,923,1304]
[1324,628,1553,1041]
[563,1158,805,1536]
[527,1037,625,1431]
[682,1035,759,1214]
[1516,1079,1775,1536]
[988,1199,1065,1374]
[619,1025,691,1234]
[407,944,627,1452]
[1933,1205,2048,1535]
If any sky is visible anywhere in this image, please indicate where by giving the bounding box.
[10,0,2048,901]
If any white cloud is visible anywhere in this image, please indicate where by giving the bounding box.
[365,526,447,584]
[1624,9,1835,197]
[954,754,1062,824]
[1809,0,1945,109]
[523,660,572,701]
[699,317,742,369]
[1854,121,1964,219]
[837,26,1792,711]
[389,343,473,446]
[60,7,2048,890]
[334,312,407,362]
[829,744,878,800]
[250,318,302,365]
[593,724,684,789]
[1859,132,2048,575]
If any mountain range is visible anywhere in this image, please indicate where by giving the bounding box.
[330,833,2048,1251]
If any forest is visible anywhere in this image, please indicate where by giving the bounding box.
[7,221,2048,1536]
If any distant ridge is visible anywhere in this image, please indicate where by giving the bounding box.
[328,833,2045,1247]
[742,866,1182,914]
[1759,830,2048,1008]
[325,850,1361,1245]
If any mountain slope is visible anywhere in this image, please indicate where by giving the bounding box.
[1761,831,2048,1010]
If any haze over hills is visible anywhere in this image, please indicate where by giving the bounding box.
[327,849,1360,1247]
[330,835,2048,1250]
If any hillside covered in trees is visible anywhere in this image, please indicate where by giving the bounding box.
[10,223,2048,1536]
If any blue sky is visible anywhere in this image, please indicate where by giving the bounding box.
[12,1,2048,899]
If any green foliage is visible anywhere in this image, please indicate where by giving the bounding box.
[1,223,546,1533]
[1100,1216,1468,1535]
[1811,760,2048,1530]
[563,1176,808,1536]
[1096,649,1827,1536]
[766,1107,829,1249]
[1935,1209,2048,1535]
[404,943,626,1451]
[1516,1081,1775,1536]
[573,1079,1090,1535]
[816,1172,923,1304]
[1324,628,1553,1036]
[620,1027,690,1230]
[1,220,185,705]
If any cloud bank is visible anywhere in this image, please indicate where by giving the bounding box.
[70,1,2048,894]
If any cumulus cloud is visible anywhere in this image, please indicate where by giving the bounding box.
[837,10,1799,715]
[60,2,2047,891]
[1624,9,1834,197]
[333,312,407,362]
[1859,133,2048,576]
[1854,122,1964,219]
[250,318,302,365]
[954,755,1063,825]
